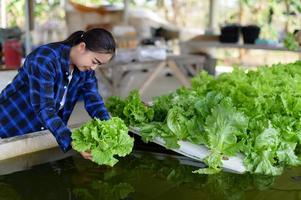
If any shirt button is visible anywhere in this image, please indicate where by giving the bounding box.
[41,127,45,130]
[65,72,69,75]
[64,86,67,89]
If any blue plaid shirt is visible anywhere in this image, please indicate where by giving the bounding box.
[0,43,110,152]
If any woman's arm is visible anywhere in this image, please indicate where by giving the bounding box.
[81,70,110,120]
[28,56,72,152]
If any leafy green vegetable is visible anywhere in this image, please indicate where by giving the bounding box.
[106,90,154,126]
[105,96,125,119]
[139,122,179,149]
[152,93,173,122]
[123,90,154,126]
[71,117,134,167]
[190,62,301,175]
[107,61,301,176]
[194,97,248,173]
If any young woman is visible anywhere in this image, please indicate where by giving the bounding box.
[0,28,116,160]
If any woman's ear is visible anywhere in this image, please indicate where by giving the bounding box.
[78,42,86,53]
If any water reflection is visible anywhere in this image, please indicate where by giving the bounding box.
[0,182,20,200]
[70,152,275,200]
[0,151,301,200]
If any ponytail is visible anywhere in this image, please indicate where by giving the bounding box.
[60,28,116,56]
[60,30,85,46]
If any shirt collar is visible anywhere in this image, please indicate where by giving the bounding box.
[60,44,72,75]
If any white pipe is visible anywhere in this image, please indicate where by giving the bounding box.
[130,127,246,174]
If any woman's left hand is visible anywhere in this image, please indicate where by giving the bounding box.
[80,151,93,161]
[71,142,93,161]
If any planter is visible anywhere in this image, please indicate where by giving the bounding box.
[241,25,260,44]
[219,25,240,43]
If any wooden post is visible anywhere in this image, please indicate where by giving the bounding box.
[25,0,34,56]
[206,0,217,34]
[0,0,6,28]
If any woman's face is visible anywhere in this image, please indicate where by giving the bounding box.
[71,42,112,71]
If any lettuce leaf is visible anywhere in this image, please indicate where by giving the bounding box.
[106,61,301,176]
[72,117,134,166]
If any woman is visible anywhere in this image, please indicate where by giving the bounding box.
[0,28,116,160]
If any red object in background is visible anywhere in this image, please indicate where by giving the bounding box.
[3,39,22,69]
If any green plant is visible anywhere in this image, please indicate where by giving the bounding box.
[71,117,134,166]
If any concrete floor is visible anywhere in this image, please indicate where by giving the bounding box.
[117,67,183,101]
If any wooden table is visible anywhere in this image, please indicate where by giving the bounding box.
[180,40,301,62]
[98,54,205,96]
[181,41,301,52]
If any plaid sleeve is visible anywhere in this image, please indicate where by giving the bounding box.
[81,70,110,120]
[28,53,72,152]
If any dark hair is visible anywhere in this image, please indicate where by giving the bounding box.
[61,28,116,57]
